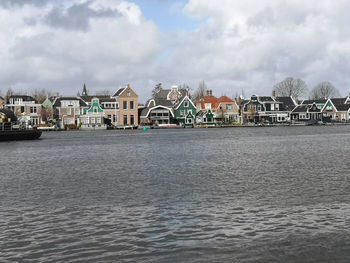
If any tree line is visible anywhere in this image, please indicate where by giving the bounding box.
[186,77,342,102]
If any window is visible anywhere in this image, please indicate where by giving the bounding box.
[130,101,134,110]
[188,110,192,115]
[123,101,127,110]
[130,115,134,125]
[107,115,112,119]
[127,92,131,97]
[184,101,189,107]
[187,118,192,124]
[30,107,37,114]
[67,108,71,115]
[113,115,118,123]
[227,104,233,110]
[96,118,101,124]
[180,110,185,116]
[21,106,25,113]
[94,107,98,113]
[123,115,128,125]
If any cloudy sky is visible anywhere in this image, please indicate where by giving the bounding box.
[1,0,350,102]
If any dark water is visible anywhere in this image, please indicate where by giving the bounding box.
[1,126,350,262]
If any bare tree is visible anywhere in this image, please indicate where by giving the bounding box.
[273,77,308,99]
[309,82,340,99]
[5,88,14,103]
[152,83,162,99]
[178,83,191,98]
[32,88,52,104]
[193,81,207,102]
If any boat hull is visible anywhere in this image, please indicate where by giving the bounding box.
[0,130,42,141]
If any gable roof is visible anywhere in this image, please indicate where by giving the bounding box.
[330,98,350,112]
[174,95,196,110]
[112,87,126,97]
[155,89,170,100]
[276,96,297,111]
[218,96,234,103]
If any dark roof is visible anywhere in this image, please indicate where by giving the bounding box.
[196,110,206,117]
[0,96,4,100]
[99,98,117,103]
[8,95,37,103]
[112,88,125,97]
[53,97,88,107]
[154,98,173,107]
[330,98,350,111]
[154,89,170,99]
[0,109,17,122]
[291,105,309,113]
[276,96,297,111]
[80,95,111,103]
[302,99,327,105]
[259,96,274,102]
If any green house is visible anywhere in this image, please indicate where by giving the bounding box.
[174,95,196,127]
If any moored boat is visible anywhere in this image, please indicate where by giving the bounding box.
[0,109,42,141]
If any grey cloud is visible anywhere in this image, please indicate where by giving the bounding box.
[45,2,119,31]
[0,0,48,8]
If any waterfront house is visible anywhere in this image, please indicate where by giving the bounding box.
[174,95,196,127]
[241,94,298,123]
[242,95,281,123]
[196,109,215,126]
[291,103,323,121]
[321,97,350,122]
[80,97,107,130]
[53,96,88,129]
[140,85,185,126]
[111,84,138,126]
[4,95,42,126]
[195,91,239,124]
[140,97,175,125]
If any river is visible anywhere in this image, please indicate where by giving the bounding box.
[1,126,350,262]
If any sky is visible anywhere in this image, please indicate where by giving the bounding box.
[1,0,350,102]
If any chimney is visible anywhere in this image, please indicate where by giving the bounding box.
[272,90,276,98]
[210,90,213,96]
[206,90,210,96]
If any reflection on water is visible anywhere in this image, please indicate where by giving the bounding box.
[1,126,350,262]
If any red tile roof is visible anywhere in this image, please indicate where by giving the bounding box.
[197,95,235,110]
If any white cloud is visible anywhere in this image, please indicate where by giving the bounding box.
[169,0,350,97]
[2,0,350,101]
[0,0,161,99]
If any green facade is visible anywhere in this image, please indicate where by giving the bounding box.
[84,98,104,114]
[174,97,196,127]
